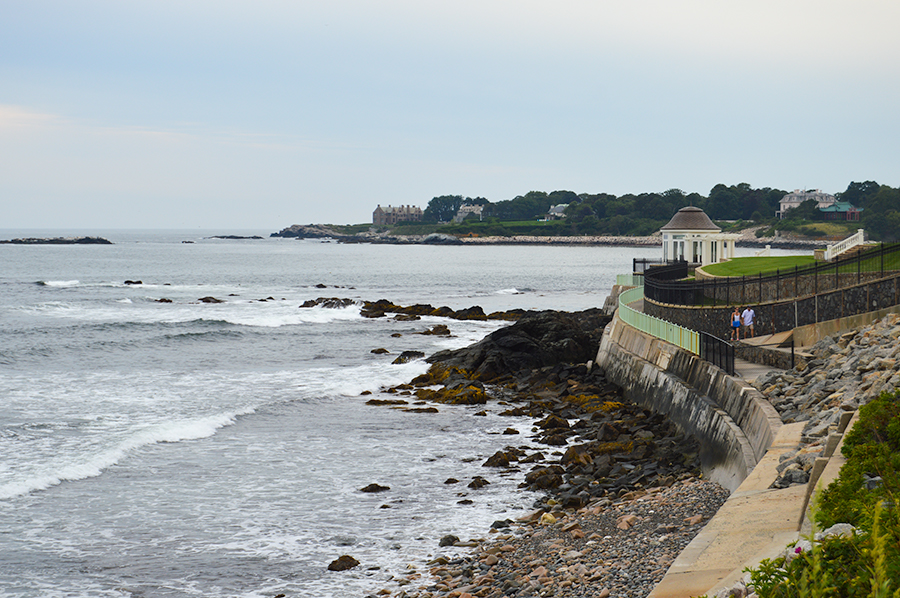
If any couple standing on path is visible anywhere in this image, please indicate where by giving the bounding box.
[731,306,755,341]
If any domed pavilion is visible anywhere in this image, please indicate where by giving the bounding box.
[660,206,739,265]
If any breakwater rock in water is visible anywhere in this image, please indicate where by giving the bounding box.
[0,236,113,245]
[370,308,727,598]
[754,312,900,488]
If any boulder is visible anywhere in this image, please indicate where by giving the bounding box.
[427,309,611,381]
[392,351,426,364]
[327,555,360,571]
[359,483,390,493]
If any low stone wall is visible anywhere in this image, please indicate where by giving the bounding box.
[596,316,782,491]
[734,342,809,370]
[645,273,900,339]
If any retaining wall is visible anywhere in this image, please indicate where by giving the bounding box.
[596,316,782,491]
[644,273,900,339]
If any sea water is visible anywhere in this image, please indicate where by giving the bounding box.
[0,231,787,597]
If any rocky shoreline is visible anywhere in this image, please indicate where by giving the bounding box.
[753,312,900,489]
[352,308,728,598]
[270,224,823,250]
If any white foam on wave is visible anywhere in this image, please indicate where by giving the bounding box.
[220,304,362,328]
[0,409,253,500]
[495,287,525,295]
[40,280,80,287]
[19,297,364,329]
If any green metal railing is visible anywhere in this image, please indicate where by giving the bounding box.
[617,285,700,355]
[615,273,644,287]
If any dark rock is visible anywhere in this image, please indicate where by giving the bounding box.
[315,283,327,288]
[198,296,225,303]
[300,297,356,309]
[444,478,460,484]
[439,534,460,547]
[371,348,390,354]
[327,555,360,571]
[365,399,408,405]
[394,314,421,321]
[427,309,611,381]
[420,324,451,336]
[156,298,173,303]
[491,519,512,529]
[483,451,511,468]
[359,483,390,493]
[468,476,490,489]
[502,428,520,435]
[124,280,142,285]
[392,351,426,364]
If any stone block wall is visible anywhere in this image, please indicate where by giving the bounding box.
[645,274,900,340]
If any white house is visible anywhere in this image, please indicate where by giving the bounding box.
[454,204,483,223]
[660,206,738,265]
[776,189,835,219]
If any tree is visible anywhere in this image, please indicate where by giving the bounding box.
[423,195,464,223]
[838,181,880,208]
[707,184,740,220]
[783,198,819,221]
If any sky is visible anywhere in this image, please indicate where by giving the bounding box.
[1,1,898,229]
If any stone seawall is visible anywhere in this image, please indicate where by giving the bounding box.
[596,316,782,491]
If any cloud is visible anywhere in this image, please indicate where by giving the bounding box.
[0,105,61,129]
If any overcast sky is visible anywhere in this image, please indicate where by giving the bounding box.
[2,1,898,229]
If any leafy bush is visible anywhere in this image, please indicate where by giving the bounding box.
[742,390,900,597]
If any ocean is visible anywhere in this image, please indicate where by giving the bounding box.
[0,231,784,598]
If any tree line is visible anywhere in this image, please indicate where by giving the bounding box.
[418,181,900,240]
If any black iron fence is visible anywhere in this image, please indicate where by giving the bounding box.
[645,242,900,307]
[699,332,735,376]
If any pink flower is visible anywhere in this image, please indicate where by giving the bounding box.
[794,546,803,554]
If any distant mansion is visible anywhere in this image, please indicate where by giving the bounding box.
[776,189,835,218]
[372,205,423,225]
[776,189,861,221]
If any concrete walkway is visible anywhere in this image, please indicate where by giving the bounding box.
[649,422,807,597]
[733,357,781,385]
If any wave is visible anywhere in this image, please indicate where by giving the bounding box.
[495,287,528,295]
[0,409,254,500]
[21,299,364,329]
[36,280,80,287]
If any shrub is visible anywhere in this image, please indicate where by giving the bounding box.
[742,390,900,597]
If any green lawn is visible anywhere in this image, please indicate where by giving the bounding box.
[702,256,816,277]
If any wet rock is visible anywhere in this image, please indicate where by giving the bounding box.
[420,324,451,336]
[392,351,426,364]
[483,451,511,468]
[439,535,460,547]
[427,309,611,382]
[198,296,224,303]
[371,348,389,354]
[468,476,490,489]
[327,555,360,571]
[359,483,390,493]
[124,280,142,285]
